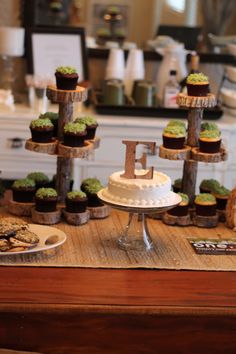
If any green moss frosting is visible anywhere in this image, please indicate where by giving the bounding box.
[39,112,59,121]
[97,28,111,36]
[201,122,219,132]
[107,6,120,14]
[163,125,186,137]
[12,178,35,189]
[186,73,209,84]
[75,116,97,126]
[114,28,126,36]
[55,66,77,75]
[64,122,86,134]
[200,179,221,191]
[35,187,57,199]
[199,130,220,139]
[178,193,189,204]
[30,118,53,129]
[81,178,101,187]
[27,172,49,183]
[167,120,186,129]
[67,190,86,199]
[85,183,103,194]
[212,185,230,196]
[195,193,216,203]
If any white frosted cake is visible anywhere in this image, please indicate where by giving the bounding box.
[100,169,178,207]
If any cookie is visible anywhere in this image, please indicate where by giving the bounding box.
[14,229,39,245]
[9,237,36,249]
[0,238,11,252]
[0,217,28,238]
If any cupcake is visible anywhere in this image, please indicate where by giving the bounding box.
[75,116,98,140]
[162,125,186,149]
[199,130,221,153]
[35,188,58,212]
[172,178,182,193]
[30,118,54,143]
[55,66,78,90]
[65,190,88,213]
[81,178,103,207]
[194,193,217,216]
[211,185,230,211]
[12,178,36,203]
[199,179,221,194]
[168,193,189,216]
[63,122,87,147]
[27,172,50,190]
[39,112,59,137]
[186,73,209,97]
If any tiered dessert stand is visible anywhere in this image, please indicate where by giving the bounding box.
[160,92,228,227]
[24,84,101,225]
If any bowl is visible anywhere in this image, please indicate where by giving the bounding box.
[225,65,236,83]
[227,43,236,56]
[220,88,236,108]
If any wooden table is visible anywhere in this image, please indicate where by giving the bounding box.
[0,210,236,353]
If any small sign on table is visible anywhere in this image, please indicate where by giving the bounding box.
[189,239,236,255]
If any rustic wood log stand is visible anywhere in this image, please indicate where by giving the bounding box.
[62,209,90,225]
[31,207,61,225]
[162,212,192,226]
[8,200,35,217]
[159,93,227,228]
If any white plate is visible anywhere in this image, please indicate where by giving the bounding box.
[0,224,67,256]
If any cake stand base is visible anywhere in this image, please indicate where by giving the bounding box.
[97,189,181,252]
[117,212,153,251]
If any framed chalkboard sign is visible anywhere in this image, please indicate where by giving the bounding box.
[25,26,89,82]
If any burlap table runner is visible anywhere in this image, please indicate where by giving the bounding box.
[0,209,236,271]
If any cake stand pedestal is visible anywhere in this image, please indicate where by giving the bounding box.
[98,191,181,251]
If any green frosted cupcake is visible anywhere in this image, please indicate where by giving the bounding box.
[186,72,209,97]
[162,125,186,150]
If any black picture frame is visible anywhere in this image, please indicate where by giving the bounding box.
[25,26,89,82]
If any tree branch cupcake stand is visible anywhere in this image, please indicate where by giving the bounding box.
[22,84,103,225]
[160,91,228,227]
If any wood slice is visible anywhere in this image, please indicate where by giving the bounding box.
[31,207,61,225]
[25,139,58,155]
[192,213,218,228]
[177,93,216,108]
[58,139,99,158]
[62,209,90,225]
[191,147,228,163]
[159,145,191,160]
[46,85,88,103]
[217,209,226,223]
[88,205,110,219]
[8,200,34,217]
[162,212,192,226]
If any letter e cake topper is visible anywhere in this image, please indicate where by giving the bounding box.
[120,140,156,179]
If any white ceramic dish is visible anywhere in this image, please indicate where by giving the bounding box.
[220,88,236,108]
[0,224,67,256]
[225,65,236,83]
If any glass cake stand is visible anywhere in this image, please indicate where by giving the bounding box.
[98,189,181,251]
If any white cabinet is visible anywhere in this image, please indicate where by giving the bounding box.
[1,106,236,192]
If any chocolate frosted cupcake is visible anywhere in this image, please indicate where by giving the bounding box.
[199,130,221,153]
[63,122,87,147]
[35,188,58,212]
[75,116,98,140]
[65,190,88,213]
[12,178,36,203]
[27,172,50,190]
[30,118,54,143]
[211,185,230,211]
[199,179,221,194]
[162,125,186,149]
[186,73,209,97]
[194,193,217,216]
[39,112,59,137]
[55,66,78,90]
[168,193,189,216]
[81,178,103,207]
